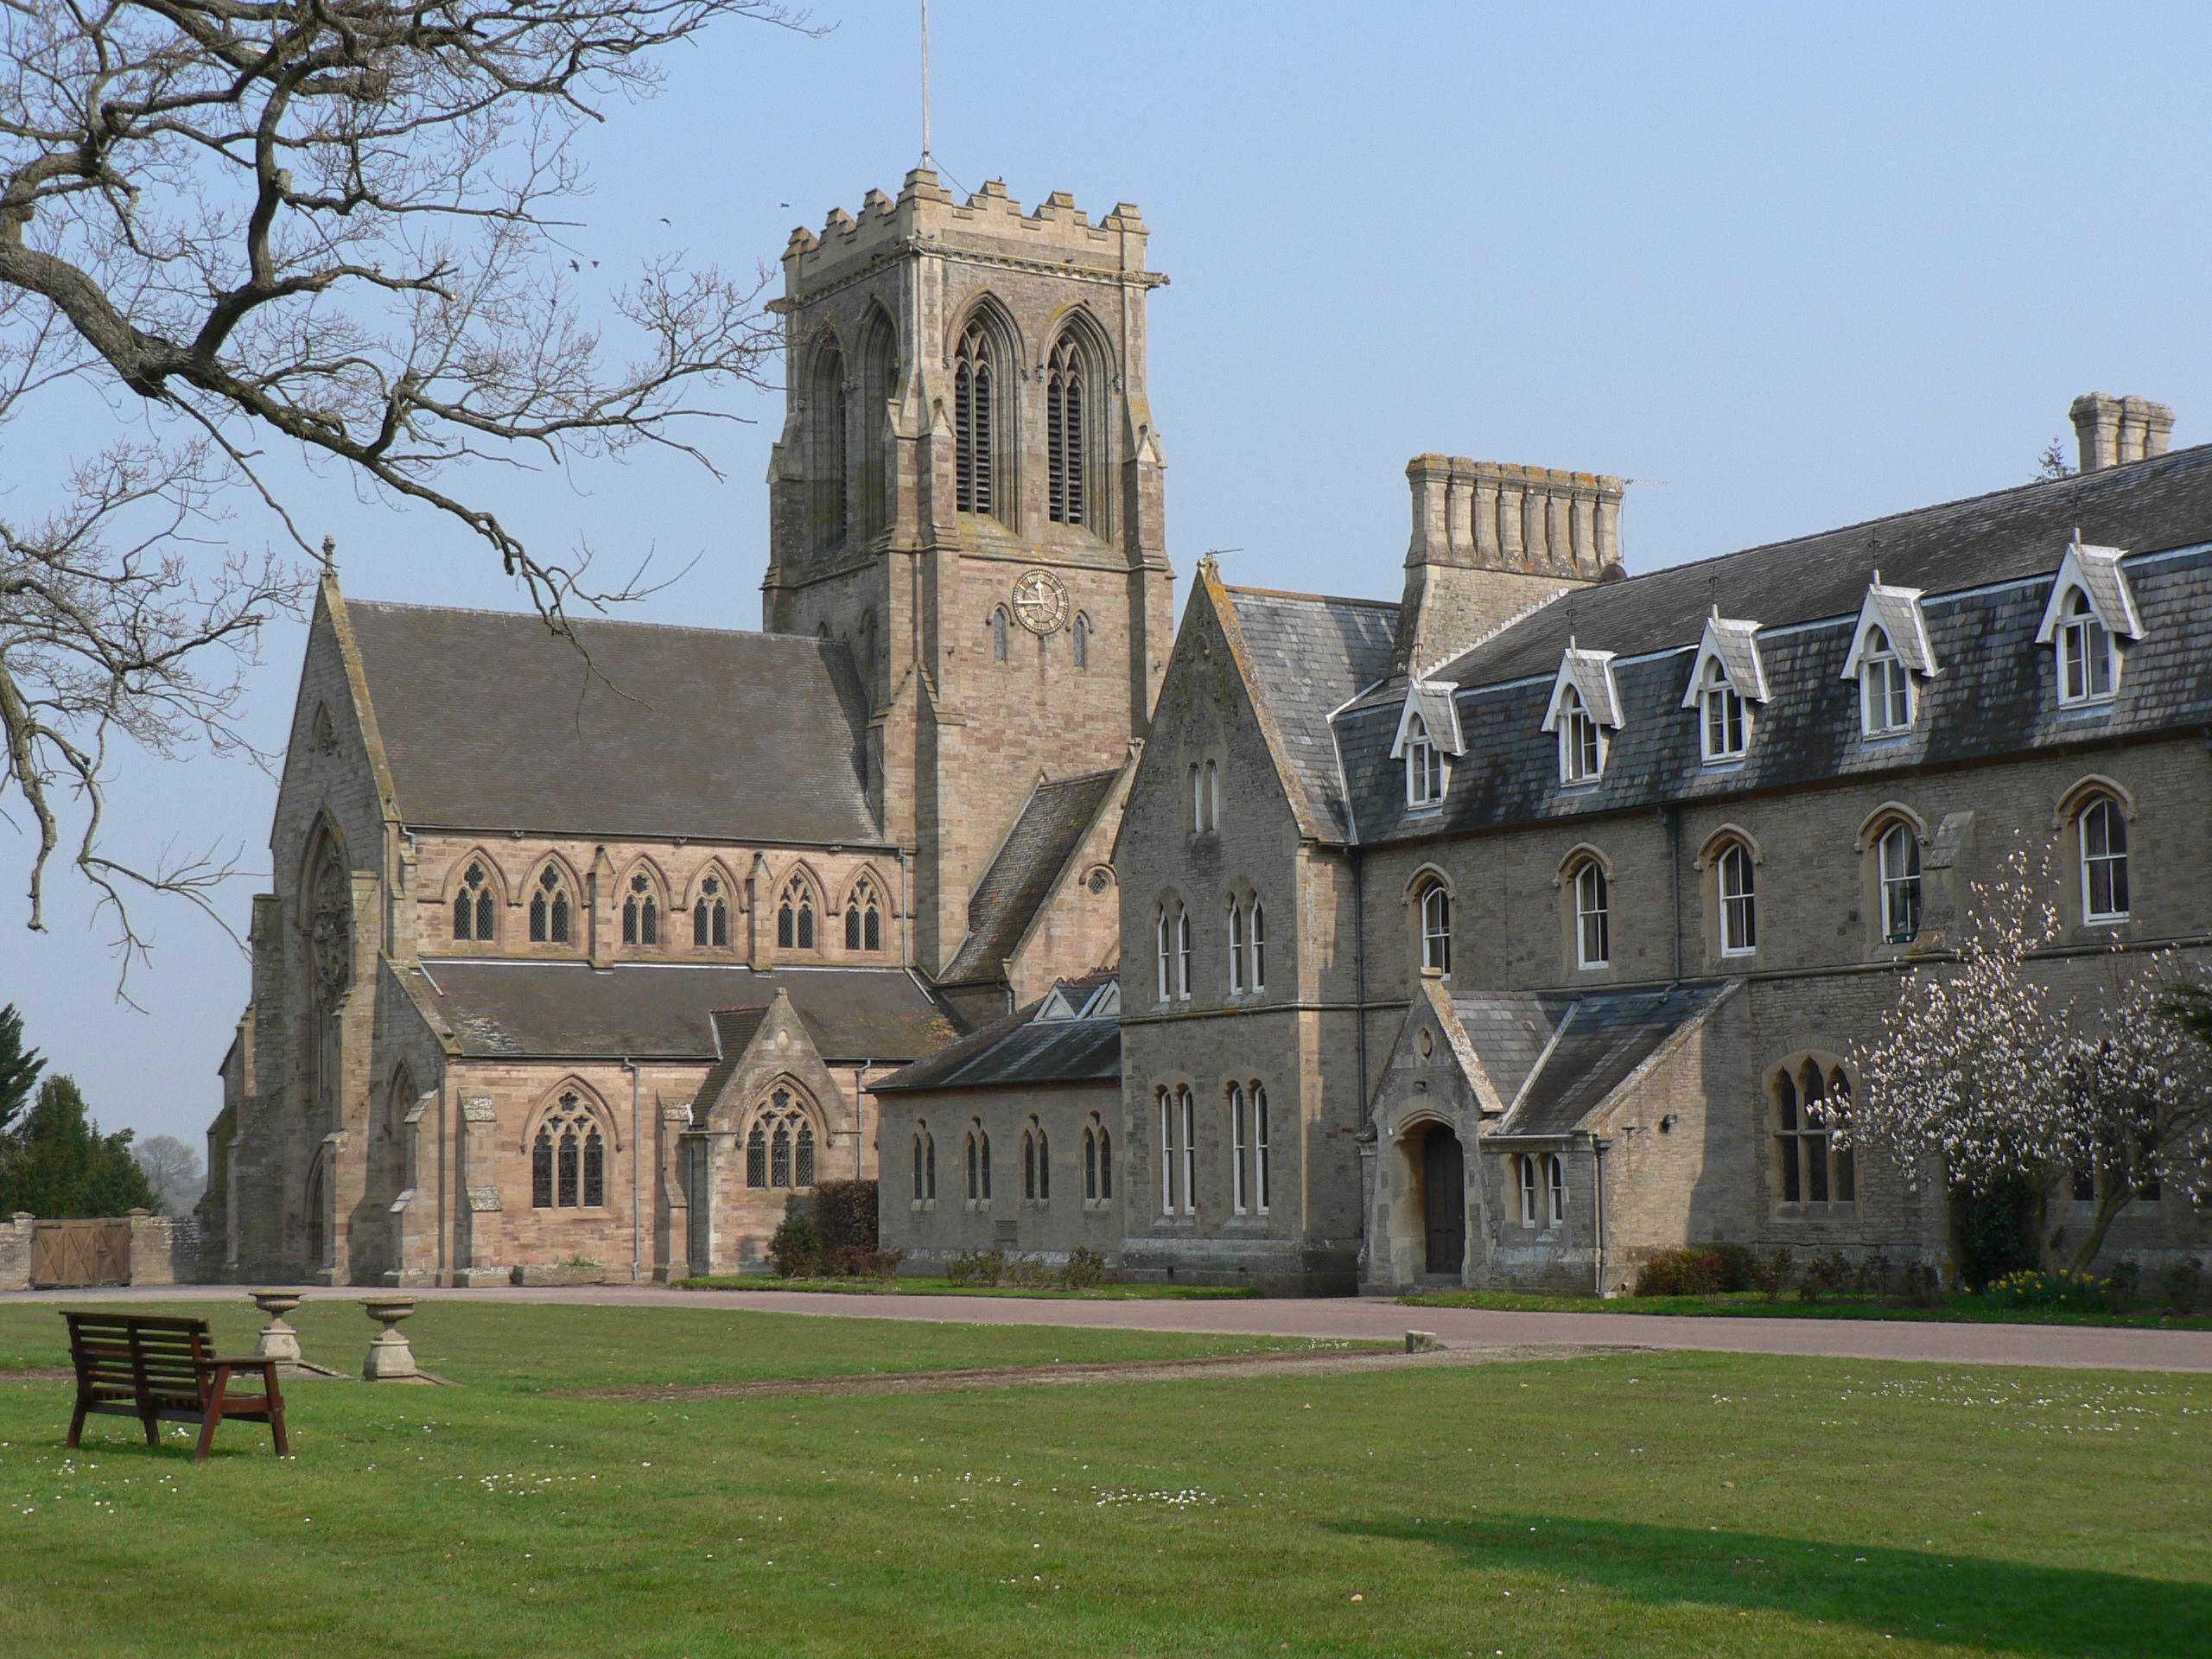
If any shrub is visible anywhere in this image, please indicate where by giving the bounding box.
[1059,1247,1108,1290]
[1901,1262,1944,1307]
[2106,1259,2141,1306]
[1001,1254,1052,1287]
[1855,1251,1893,1299]
[1754,1248,1795,1301]
[1633,1247,1726,1298]
[947,1249,1003,1287]
[823,1244,905,1280]
[2162,1257,2202,1314]
[1807,1250,1856,1299]
[1706,1242,1758,1294]
[767,1211,822,1279]
[811,1179,879,1255]
[1950,1179,2038,1290]
[1978,1268,2113,1313]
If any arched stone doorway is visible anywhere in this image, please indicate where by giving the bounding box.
[1416,1122,1466,1278]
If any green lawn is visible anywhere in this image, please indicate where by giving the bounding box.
[0,1299,2205,1657]
[677,1273,1258,1300]
[1401,1286,2212,1330]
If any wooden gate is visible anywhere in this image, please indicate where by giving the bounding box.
[29,1219,132,1288]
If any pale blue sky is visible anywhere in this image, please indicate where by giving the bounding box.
[7,2,2210,1149]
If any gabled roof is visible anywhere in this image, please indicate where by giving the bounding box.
[340,596,883,844]
[1442,982,1737,1138]
[872,981,1122,1095]
[396,960,957,1063]
[943,767,1122,985]
[1840,581,1937,679]
[2034,541,2144,642]
[1680,614,1769,707]
[1211,572,1400,841]
[1389,681,1465,758]
[1540,647,1624,732]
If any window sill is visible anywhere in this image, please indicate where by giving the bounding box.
[1858,727,1913,745]
[1404,804,1446,818]
[1700,754,1749,770]
[910,1198,938,1213]
[1082,1198,1114,1213]
[1556,779,1602,796]
[2056,695,2118,715]
[1770,1201,1859,1219]
[964,1199,992,1214]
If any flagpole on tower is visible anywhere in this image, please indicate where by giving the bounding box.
[919,0,933,168]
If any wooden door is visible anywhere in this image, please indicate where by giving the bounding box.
[29,1219,132,1288]
[1422,1130,1465,1276]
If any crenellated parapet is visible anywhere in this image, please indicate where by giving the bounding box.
[782,167,1161,296]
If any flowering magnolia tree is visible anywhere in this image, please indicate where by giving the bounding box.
[1844,845,2212,1274]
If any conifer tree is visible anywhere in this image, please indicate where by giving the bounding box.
[0,1004,41,1139]
[0,1076,155,1219]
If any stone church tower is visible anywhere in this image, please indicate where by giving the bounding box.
[762,167,1175,976]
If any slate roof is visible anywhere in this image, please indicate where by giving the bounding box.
[400,960,958,1062]
[1218,584,1400,838]
[1450,982,1735,1137]
[1426,439,2212,689]
[342,599,881,844]
[873,986,1122,1094]
[943,768,1121,984]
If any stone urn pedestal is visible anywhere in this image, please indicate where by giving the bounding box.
[250,1289,305,1370]
[361,1298,420,1382]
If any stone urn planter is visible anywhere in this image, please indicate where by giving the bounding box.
[361,1297,420,1382]
[250,1289,305,1365]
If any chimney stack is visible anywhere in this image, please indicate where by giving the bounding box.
[2070,393,2174,473]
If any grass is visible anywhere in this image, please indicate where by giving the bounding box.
[0,1299,2205,1657]
[1400,1286,2212,1330]
[676,1273,1259,1300]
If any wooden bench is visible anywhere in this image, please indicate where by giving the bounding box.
[61,1312,289,1461]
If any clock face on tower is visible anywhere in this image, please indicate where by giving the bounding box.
[1011,568,1071,635]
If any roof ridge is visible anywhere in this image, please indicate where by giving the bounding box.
[1593,439,2212,595]
[347,595,833,649]
[1222,581,1397,611]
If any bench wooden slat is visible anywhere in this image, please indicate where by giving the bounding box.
[60,1312,289,1462]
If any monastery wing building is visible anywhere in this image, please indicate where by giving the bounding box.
[203,167,1166,1286]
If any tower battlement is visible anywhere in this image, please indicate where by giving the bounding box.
[783,167,1160,293]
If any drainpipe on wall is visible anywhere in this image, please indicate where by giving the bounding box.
[1592,1135,1611,1296]
[1351,843,1369,1121]
[624,1057,642,1284]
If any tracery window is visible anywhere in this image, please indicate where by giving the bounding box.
[1418,880,1452,975]
[1699,658,1749,762]
[529,866,572,944]
[778,879,817,950]
[1046,331,1088,527]
[453,861,497,943]
[693,875,729,948]
[1573,860,1610,969]
[953,319,997,518]
[1774,1059,1855,1205]
[1559,685,1605,784]
[1717,842,1757,957]
[1878,823,1922,943]
[745,1088,816,1190]
[1859,626,1913,735]
[2056,588,2116,706]
[844,880,883,951]
[622,873,659,946]
[2079,795,2130,922]
[531,1091,604,1209]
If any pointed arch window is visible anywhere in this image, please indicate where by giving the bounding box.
[778,879,817,950]
[1545,1154,1567,1226]
[1418,880,1452,975]
[1154,904,1174,1004]
[1175,906,1192,1000]
[1775,1059,1855,1205]
[857,308,899,538]
[747,1088,815,1191]
[1046,331,1089,527]
[1227,899,1246,995]
[990,606,1009,663]
[622,873,660,946]
[693,875,729,948]
[1023,1122,1050,1202]
[845,879,883,951]
[2079,794,2130,922]
[529,866,572,944]
[453,861,497,943]
[1700,658,1749,761]
[532,1092,603,1209]
[1573,860,1610,969]
[953,319,998,518]
[1084,1115,1113,1203]
[1878,822,1922,943]
[912,1122,936,1202]
[1249,898,1267,995]
[1859,626,1913,735]
[1516,1154,1539,1227]
[1071,613,1091,671]
[807,339,849,550]
[1230,1083,1251,1215]
[2056,588,2116,706]
[1559,685,1604,784]
[1717,842,1757,957]
[1405,713,1444,806]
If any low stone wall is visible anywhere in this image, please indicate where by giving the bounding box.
[0,1210,209,1291]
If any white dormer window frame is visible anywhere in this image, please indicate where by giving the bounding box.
[1699,658,1749,761]
[1559,687,1605,784]
[2034,543,2141,710]
[1681,616,1766,766]
[1404,713,1444,807]
[1540,646,1624,786]
[1840,579,1937,739]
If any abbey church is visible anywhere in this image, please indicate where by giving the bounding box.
[204,160,2212,1292]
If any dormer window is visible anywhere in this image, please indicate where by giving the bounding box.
[1859,627,1912,734]
[2035,542,2140,710]
[1405,715,1443,806]
[2056,588,2115,705]
[1699,658,1748,761]
[1559,687,1603,784]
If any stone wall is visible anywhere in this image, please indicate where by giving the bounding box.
[0,1214,29,1292]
